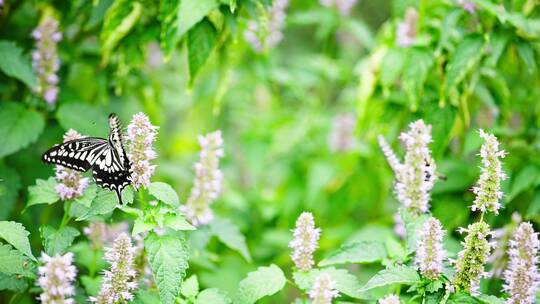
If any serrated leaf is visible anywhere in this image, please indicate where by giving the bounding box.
[0,221,35,261]
[210,218,251,262]
[188,18,217,84]
[0,40,37,89]
[0,103,45,158]
[445,35,484,92]
[177,0,218,39]
[56,103,108,137]
[0,244,35,277]
[0,272,28,292]
[292,267,366,299]
[359,265,420,293]
[0,164,22,220]
[195,288,232,304]
[235,264,286,304]
[100,0,142,64]
[319,241,387,267]
[40,226,80,256]
[164,213,195,231]
[180,275,199,298]
[74,184,98,208]
[76,189,117,221]
[148,182,180,207]
[133,217,156,235]
[27,178,60,208]
[145,232,189,304]
[403,48,434,110]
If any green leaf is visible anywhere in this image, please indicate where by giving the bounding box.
[27,178,60,208]
[76,189,118,221]
[477,295,505,304]
[148,182,180,207]
[0,164,22,220]
[379,48,405,87]
[188,18,217,84]
[400,208,430,254]
[164,213,195,231]
[319,241,387,267]
[40,226,80,256]
[0,40,37,89]
[195,288,232,304]
[0,221,36,261]
[100,0,142,64]
[516,41,537,73]
[402,48,434,110]
[209,218,251,262]
[177,0,219,39]
[145,232,189,304]
[0,103,45,158]
[56,103,108,137]
[159,0,181,59]
[0,272,28,292]
[448,292,483,304]
[293,267,366,299]
[74,184,98,208]
[180,275,199,298]
[445,35,485,100]
[359,265,420,293]
[133,217,157,235]
[0,244,35,277]
[81,275,102,296]
[235,264,286,304]
[508,165,540,201]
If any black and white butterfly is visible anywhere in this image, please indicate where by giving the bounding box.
[42,113,131,203]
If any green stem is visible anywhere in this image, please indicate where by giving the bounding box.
[59,200,73,228]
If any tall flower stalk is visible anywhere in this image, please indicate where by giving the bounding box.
[378,119,437,214]
[503,222,540,304]
[181,131,224,226]
[289,212,321,272]
[32,14,62,105]
[126,112,159,189]
[308,273,339,304]
[244,0,289,53]
[415,217,445,280]
[90,233,137,304]
[37,252,77,304]
[55,129,89,200]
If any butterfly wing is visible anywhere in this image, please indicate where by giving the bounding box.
[42,137,109,172]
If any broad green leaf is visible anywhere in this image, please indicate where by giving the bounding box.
[164,213,195,231]
[379,48,405,87]
[516,41,536,73]
[477,295,505,304]
[399,208,430,254]
[508,165,540,201]
[145,232,189,304]
[0,40,37,89]
[195,288,232,304]
[27,178,60,208]
[448,292,483,304]
[133,217,156,235]
[177,0,219,39]
[188,18,217,84]
[56,103,108,137]
[359,265,420,293]
[209,218,251,262]
[180,275,199,298]
[0,164,22,220]
[293,267,366,299]
[0,103,45,158]
[445,35,484,102]
[0,221,35,261]
[319,241,387,267]
[159,0,181,59]
[134,289,162,303]
[148,182,180,207]
[403,48,434,110]
[235,264,286,304]
[74,184,98,208]
[76,189,117,221]
[100,0,142,64]
[81,275,102,296]
[40,226,80,256]
[0,272,28,292]
[0,244,35,277]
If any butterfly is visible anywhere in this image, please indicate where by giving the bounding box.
[42,113,131,204]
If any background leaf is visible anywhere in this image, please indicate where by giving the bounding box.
[0,221,35,261]
[0,103,45,158]
[235,264,286,304]
[0,41,37,89]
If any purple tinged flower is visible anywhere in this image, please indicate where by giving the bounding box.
[244,0,290,53]
[379,294,401,304]
[90,233,137,304]
[396,7,418,47]
[32,15,62,105]
[289,212,321,272]
[457,0,476,14]
[393,212,406,239]
[328,113,356,152]
[416,218,446,280]
[83,221,130,250]
[126,112,159,189]
[308,273,339,304]
[37,252,77,304]
[471,130,507,215]
[503,222,540,304]
[181,131,224,226]
[320,0,358,16]
[55,129,90,200]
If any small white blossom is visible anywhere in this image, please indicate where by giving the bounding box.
[289,212,321,272]
[471,130,507,215]
[90,233,137,304]
[379,294,401,304]
[244,0,289,53]
[308,273,339,304]
[126,112,159,189]
[416,218,446,280]
[37,252,77,304]
[55,129,89,200]
[503,222,540,304]
[328,113,356,152]
[181,131,224,226]
[320,0,358,16]
[396,8,418,47]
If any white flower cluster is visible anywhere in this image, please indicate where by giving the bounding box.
[471,130,507,215]
[182,131,224,226]
[289,212,321,272]
[126,112,159,189]
[308,273,339,304]
[503,222,540,304]
[37,252,77,304]
[244,0,289,53]
[378,119,437,214]
[55,129,89,200]
[415,218,445,280]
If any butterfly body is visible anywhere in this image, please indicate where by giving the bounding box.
[42,114,131,203]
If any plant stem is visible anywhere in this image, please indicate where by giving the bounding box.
[59,200,73,228]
